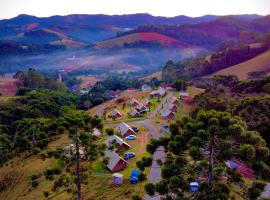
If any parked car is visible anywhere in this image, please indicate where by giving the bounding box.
[125,135,137,140]
[132,127,139,132]
[140,108,149,114]
[124,152,136,159]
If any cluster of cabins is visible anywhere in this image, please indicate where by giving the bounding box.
[105,122,136,172]
[161,96,179,119]
[129,98,152,117]
[160,91,190,119]
[110,97,154,119]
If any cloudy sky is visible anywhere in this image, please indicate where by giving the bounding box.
[0,0,270,19]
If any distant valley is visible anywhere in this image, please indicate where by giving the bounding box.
[1,13,270,75]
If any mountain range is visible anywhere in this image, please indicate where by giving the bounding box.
[0,13,269,74]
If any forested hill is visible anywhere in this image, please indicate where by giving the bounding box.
[118,15,270,49]
[161,33,270,81]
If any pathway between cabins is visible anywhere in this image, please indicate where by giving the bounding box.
[130,93,172,200]
[101,92,173,200]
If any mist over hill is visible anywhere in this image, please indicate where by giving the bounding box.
[0,13,268,74]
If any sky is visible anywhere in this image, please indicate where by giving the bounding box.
[0,0,270,19]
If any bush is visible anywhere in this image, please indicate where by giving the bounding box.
[155,180,168,195]
[31,180,38,188]
[228,169,242,182]
[43,191,49,197]
[32,147,41,155]
[144,183,155,196]
[248,182,266,200]
[254,182,266,191]
[138,173,146,181]
[40,152,47,160]
[29,174,39,181]
[136,160,145,171]
[248,188,262,200]
[105,128,114,136]
[131,194,142,200]
[142,157,152,167]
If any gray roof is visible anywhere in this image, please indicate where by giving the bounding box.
[130,98,139,105]
[161,109,173,117]
[167,103,177,110]
[112,109,121,116]
[135,103,146,110]
[105,150,127,171]
[171,96,178,102]
[150,87,166,96]
[117,122,135,136]
[130,108,139,117]
[106,135,131,148]
[142,99,150,105]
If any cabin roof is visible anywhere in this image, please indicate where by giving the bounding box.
[112,109,121,116]
[117,122,135,135]
[162,109,173,117]
[105,150,127,171]
[106,135,131,148]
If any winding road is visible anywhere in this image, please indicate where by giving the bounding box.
[99,92,173,200]
[130,93,172,200]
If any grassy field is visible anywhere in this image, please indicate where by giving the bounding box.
[209,49,270,80]
[0,134,72,200]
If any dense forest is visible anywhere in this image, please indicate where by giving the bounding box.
[141,75,270,199]
[144,109,269,199]
[161,33,270,82]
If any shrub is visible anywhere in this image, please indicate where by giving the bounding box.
[32,147,41,155]
[228,169,242,182]
[105,128,114,136]
[131,194,142,200]
[142,157,152,167]
[136,160,145,171]
[155,180,168,195]
[248,182,266,200]
[40,152,47,160]
[43,191,49,197]
[138,173,146,181]
[29,174,39,181]
[31,180,38,188]
[144,183,155,196]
